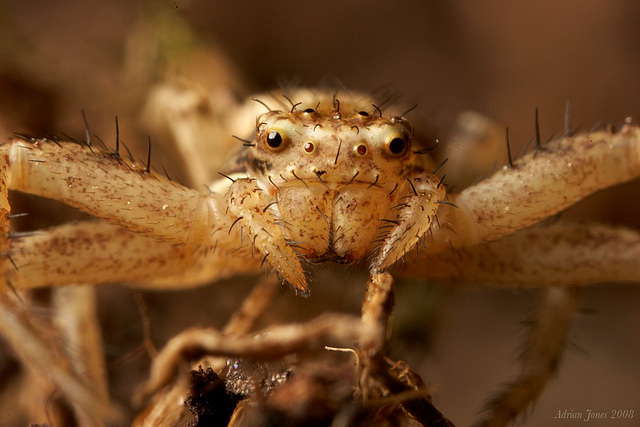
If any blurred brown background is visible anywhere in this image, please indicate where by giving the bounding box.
[0,1,639,425]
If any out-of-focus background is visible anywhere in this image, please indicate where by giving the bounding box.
[0,1,639,425]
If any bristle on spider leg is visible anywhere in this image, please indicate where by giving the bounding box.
[81,109,92,150]
[564,100,572,136]
[250,234,257,257]
[144,136,152,174]
[160,165,173,182]
[262,201,278,213]
[113,116,120,158]
[535,107,541,149]
[7,231,42,239]
[532,107,543,158]
[522,136,535,158]
[7,213,29,220]
[378,218,401,226]
[121,140,135,162]
[228,217,243,234]
[406,178,418,196]
[4,280,22,302]
[505,127,514,169]
[1,253,19,271]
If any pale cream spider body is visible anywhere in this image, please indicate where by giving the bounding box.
[2,88,637,292]
[220,90,444,293]
[0,87,639,426]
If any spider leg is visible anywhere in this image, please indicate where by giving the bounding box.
[0,139,260,289]
[9,221,194,288]
[475,287,581,427]
[372,172,445,272]
[399,222,640,286]
[52,285,110,425]
[360,271,455,426]
[400,221,638,424]
[0,139,222,244]
[142,83,248,188]
[226,177,308,294]
[0,292,124,422]
[7,220,259,290]
[427,125,640,254]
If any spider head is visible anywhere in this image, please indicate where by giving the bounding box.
[250,104,418,193]
[241,93,432,263]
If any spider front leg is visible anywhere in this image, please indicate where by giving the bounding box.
[372,171,446,272]
[226,177,307,294]
[428,125,640,253]
[0,139,216,244]
[6,220,258,290]
[0,138,262,290]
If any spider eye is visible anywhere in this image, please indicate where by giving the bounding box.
[265,130,285,151]
[303,141,316,154]
[354,143,368,156]
[386,136,408,156]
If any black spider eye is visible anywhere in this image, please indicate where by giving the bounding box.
[387,137,407,155]
[266,130,284,150]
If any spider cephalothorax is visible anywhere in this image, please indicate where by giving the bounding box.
[222,92,445,291]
